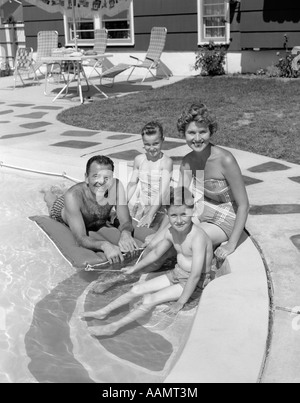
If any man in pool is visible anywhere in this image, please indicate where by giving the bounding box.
[45,155,140,264]
[82,187,213,337]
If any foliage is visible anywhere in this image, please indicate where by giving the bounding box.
[274,34,300,78]
[195,41,227,76]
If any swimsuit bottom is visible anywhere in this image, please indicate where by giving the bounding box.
[166,264,212,290]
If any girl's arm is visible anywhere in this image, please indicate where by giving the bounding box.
[139,158,173,227]
[127,156,140,203]
[216,153,250,259]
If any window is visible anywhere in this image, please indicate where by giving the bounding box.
[197,0,229,45]
[64,1,134,47]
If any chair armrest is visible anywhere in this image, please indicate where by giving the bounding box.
[145,56,155,63]
[130,55,143,63]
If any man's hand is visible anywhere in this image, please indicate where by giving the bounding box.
[119,230,139,253]
[101,242,124,264]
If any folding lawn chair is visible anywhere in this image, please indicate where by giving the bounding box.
[100,27,172,86]
[13,47,39,88]
[34,31,59,75]
[83,28,108,79]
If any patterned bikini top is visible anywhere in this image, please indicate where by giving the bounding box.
[193,177,235,204]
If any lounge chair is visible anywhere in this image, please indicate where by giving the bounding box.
[13,47,39,88]
[34,31,59,75]
[83,28,108,79]
[101,27,172,86]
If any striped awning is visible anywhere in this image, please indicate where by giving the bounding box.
[0,0,132,18]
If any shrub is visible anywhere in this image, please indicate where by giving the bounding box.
[195,41,227,76]
[275,53,300,78]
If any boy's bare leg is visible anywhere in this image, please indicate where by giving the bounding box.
[88,280,183,337]
[83,274,171,320]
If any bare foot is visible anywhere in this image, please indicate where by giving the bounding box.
[89,324,118,337]
[82,310,108,320]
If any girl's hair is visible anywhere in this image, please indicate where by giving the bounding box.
[177,102,218,136]
[86,155,114,175]
[141,121,164,139]
[166,187,194,210]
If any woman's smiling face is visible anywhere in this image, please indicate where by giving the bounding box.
[185,121,211,153]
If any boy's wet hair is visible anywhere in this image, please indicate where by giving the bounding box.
[166,187,194,210]
[177,102,218,137]
[141,121,164,139]
[86,155,115,175]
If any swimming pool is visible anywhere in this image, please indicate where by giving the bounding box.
[0,169,201,383]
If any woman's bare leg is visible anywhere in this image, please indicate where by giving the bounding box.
[89,282,183,336]
[83,274,171,321]
[197,222,228,246]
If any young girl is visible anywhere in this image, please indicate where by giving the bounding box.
[127,121,173,230]
[83,187,213,337]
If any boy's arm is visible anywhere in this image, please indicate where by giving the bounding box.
[122,231,173,274]
[168,232,208,313]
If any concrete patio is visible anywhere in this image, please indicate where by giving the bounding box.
[0,71,299,383]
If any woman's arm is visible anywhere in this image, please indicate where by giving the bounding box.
[217,153,250,259]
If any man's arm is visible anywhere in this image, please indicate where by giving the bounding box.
[63,192,123,264]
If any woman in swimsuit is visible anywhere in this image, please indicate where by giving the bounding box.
[177,102,250,261]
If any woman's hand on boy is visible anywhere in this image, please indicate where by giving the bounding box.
[214,242,235,261]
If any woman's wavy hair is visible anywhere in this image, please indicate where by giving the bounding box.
[177,102,218,137]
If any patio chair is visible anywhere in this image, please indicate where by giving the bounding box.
[83,28,108,79]
[34,31,59,75]
[13,47,39,88]
[100,27,172,86]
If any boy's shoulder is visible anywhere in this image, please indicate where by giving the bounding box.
[134,153,145,166]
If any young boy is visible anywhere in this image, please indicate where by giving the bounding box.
[127,121,173,230]
[83,187,213,337]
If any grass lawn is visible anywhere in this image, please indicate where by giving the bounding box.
[58,76,300,165]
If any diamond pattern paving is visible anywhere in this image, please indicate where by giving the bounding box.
[16,112,48,119]
[32,106,63,110]
[0,130,46,140]
[290,235,300,252]
[20,122,52,129]
[0,110,13,115]
[61,130,98,137]
[51,140,101,149]
[289,177,300,184]
[109,150,141,160]
[248,162,290,173]
[9,103,35,107]
[242,175,264,186]
[107,134,134,140]
[250,204,300,215]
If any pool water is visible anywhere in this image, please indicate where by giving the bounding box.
[0,169,200,383]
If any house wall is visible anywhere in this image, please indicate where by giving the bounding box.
[19,0,300,75]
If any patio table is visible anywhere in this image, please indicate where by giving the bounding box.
[41,53,113,104]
